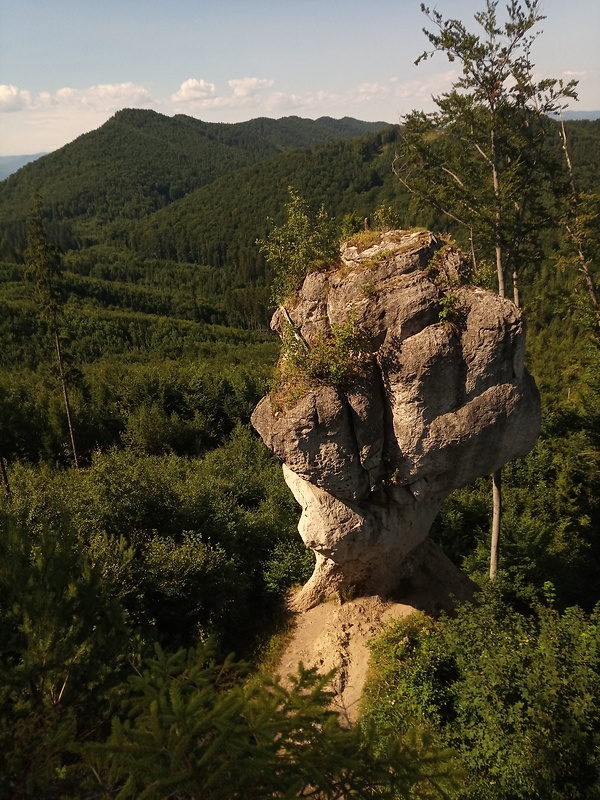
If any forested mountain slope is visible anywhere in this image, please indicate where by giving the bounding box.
[127,125,410,270]
[0,109,387,258]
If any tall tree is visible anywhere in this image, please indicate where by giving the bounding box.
[558,116,600,332]
[24,189,79,468]
[395,0,577,578]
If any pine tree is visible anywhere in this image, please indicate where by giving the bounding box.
[24,188,79,468]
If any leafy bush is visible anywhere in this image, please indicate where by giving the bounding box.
[373,204,401,231]
[262,537,315,597]
[363,588,600,799]
[257,186,338,305]
[275,315,370,404]
[1,426,303,655]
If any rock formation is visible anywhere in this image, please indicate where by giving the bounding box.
[252,230,541,609]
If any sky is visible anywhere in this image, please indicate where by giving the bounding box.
[1,0,599,156]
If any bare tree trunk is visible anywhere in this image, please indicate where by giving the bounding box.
[55,332,79,469]
[513,270,520,308]
[495,240,505,299]
[490,469,502,579]
[559,116,600,328]
[0,453,10,497]
[490,133,504,579]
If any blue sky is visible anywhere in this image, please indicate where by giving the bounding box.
[1,0,598,155]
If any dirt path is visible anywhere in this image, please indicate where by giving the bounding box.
[275,538,475,724]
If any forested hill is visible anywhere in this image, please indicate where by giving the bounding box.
[0,109,387,252]
[127,125,409,271]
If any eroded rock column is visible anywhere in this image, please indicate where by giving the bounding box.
[252,230,541,609]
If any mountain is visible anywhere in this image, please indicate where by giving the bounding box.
[126,125,411,270]
[0,152,47,181]
[0,109,388,231]
[0,110,403,331]
[0,111,598,326]
[556,110,600,121]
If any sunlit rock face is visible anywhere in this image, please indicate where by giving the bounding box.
[252,230,540,609]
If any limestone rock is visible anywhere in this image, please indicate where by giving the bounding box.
[251,230,541,609]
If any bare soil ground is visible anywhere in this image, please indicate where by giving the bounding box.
[275,539,475,724]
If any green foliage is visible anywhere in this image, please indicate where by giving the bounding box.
[84,642,457,799]
[24,189,64,335]
[1,425,303,653]
[363,590,600,799]
[0,111,387,250]
[373,204,401,231]
[340,211,365,239]
[0,514,133,798]
[398,1,577,296]
[257,186,338,305]
[437,292,463,325]
[558,186,600,331]
[275,315,369,404]
[262,537,315,597]
[430,403,600,610]
[0,507,455,799]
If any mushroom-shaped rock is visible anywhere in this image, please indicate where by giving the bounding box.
[251,230,540,609]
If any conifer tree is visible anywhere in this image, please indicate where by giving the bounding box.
[24,188,79,468]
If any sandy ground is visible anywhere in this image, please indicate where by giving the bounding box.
[275,538,475,724]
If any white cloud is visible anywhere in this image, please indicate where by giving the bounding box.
[171,78,217,103]
[0,82,152,114]
[53,82,152,110]
[2,72,460,155]
[351,82,392,103]
[0,82,153,154]
[0,84,32,112]
[228,77,274,98]
[169,76,276,113]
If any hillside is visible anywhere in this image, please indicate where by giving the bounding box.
[0,109,388,258]
[0,153,47,181]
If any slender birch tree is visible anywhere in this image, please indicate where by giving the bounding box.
[395,0,577,578]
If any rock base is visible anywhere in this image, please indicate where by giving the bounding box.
[276,538,476,724]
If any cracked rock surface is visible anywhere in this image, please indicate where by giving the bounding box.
[251,230,541,609]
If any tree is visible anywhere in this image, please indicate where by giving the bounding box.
[257,186,337,307]
[84,642,458,799]
[362,588,600,799]
[24,188,79,468]
[395,0,577,578]
[0,454,9,497]
[557,116,600,332]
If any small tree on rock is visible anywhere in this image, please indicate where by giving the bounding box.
[257,186,337,307]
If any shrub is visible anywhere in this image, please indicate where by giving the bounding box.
[362,588,600,799]
[275,315,370,403]
[257,187,338,306]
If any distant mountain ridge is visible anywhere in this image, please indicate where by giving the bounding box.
[0,152,47,181]
[0,109,388,219]
[557,110,600,121]
[0,109,598,277]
